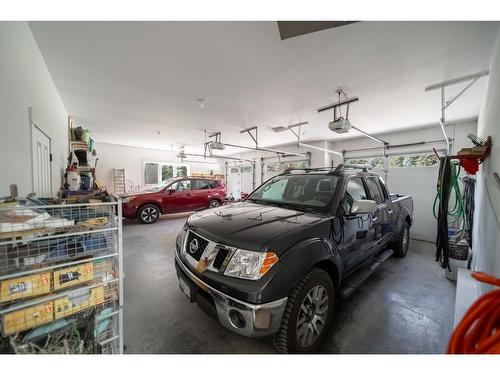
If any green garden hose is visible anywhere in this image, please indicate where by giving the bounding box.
[433,160,465,232]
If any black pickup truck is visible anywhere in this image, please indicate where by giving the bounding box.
[175,166,413,353]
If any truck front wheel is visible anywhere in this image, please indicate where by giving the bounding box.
[273,268,335,353]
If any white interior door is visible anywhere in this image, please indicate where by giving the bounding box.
[32,125,52,197]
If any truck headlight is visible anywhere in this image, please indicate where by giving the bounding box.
[224,250,279,280]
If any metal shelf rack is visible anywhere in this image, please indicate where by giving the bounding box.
[0,198,123,354]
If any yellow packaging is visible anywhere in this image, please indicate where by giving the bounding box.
[0,272,51,303]
[54,286,105,319]
[53,262,94,290]
[2,302,54,336]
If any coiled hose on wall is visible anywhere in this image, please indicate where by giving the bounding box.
[448,272,500,354]
[433,156,465,269]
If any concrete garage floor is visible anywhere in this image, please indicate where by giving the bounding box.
[122,213,456,354]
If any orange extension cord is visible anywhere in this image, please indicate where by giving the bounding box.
[448,272,500,354]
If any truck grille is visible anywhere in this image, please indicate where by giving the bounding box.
[185,231,209,261]
[212,247,230,269]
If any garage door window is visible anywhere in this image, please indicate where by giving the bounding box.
[265,162,282,172]
[345,158,384,170]
[390,153,438,168]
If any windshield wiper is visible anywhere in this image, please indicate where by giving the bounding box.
[246,198,262,204]
[280,203,316,213]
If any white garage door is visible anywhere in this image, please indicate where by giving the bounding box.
[226,164,255,199]
[240,165,254,194]
[346,152,441,242]
[226,165,240,200]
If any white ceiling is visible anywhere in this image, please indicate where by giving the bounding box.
[30,21,499,154]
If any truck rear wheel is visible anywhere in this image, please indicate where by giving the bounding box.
[392,221,410,257]
[273,268,335,353]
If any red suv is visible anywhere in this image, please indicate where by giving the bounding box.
[121,177,227,224]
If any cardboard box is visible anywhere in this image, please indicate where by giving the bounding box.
[0,272,51,303]
[53,262,94,290]
[54,286,104,319]
[2,302,54,336]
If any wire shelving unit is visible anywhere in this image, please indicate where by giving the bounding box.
[0,198,123,354]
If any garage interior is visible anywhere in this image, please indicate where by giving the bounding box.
[1,20,500,355]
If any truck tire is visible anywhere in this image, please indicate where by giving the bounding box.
[138,204,160,224]
[392,221,410,257]
[273,268,335,353]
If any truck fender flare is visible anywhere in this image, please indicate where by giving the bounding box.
[280,238,343,294]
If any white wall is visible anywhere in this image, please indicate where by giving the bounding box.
[0,22,68,197]
[473,30,500,292]
[329,120,478,242]
[94,141,223,193]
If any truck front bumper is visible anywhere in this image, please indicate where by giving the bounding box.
[175,253,287,338]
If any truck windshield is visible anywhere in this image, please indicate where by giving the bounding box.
[248,174,339,212]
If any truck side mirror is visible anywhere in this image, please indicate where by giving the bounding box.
[167,188,176,194]
[350,200,377,216]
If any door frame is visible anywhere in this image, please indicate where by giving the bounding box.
[29,107,53,197]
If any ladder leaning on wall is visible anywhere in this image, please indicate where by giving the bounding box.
[113,169,126,195]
